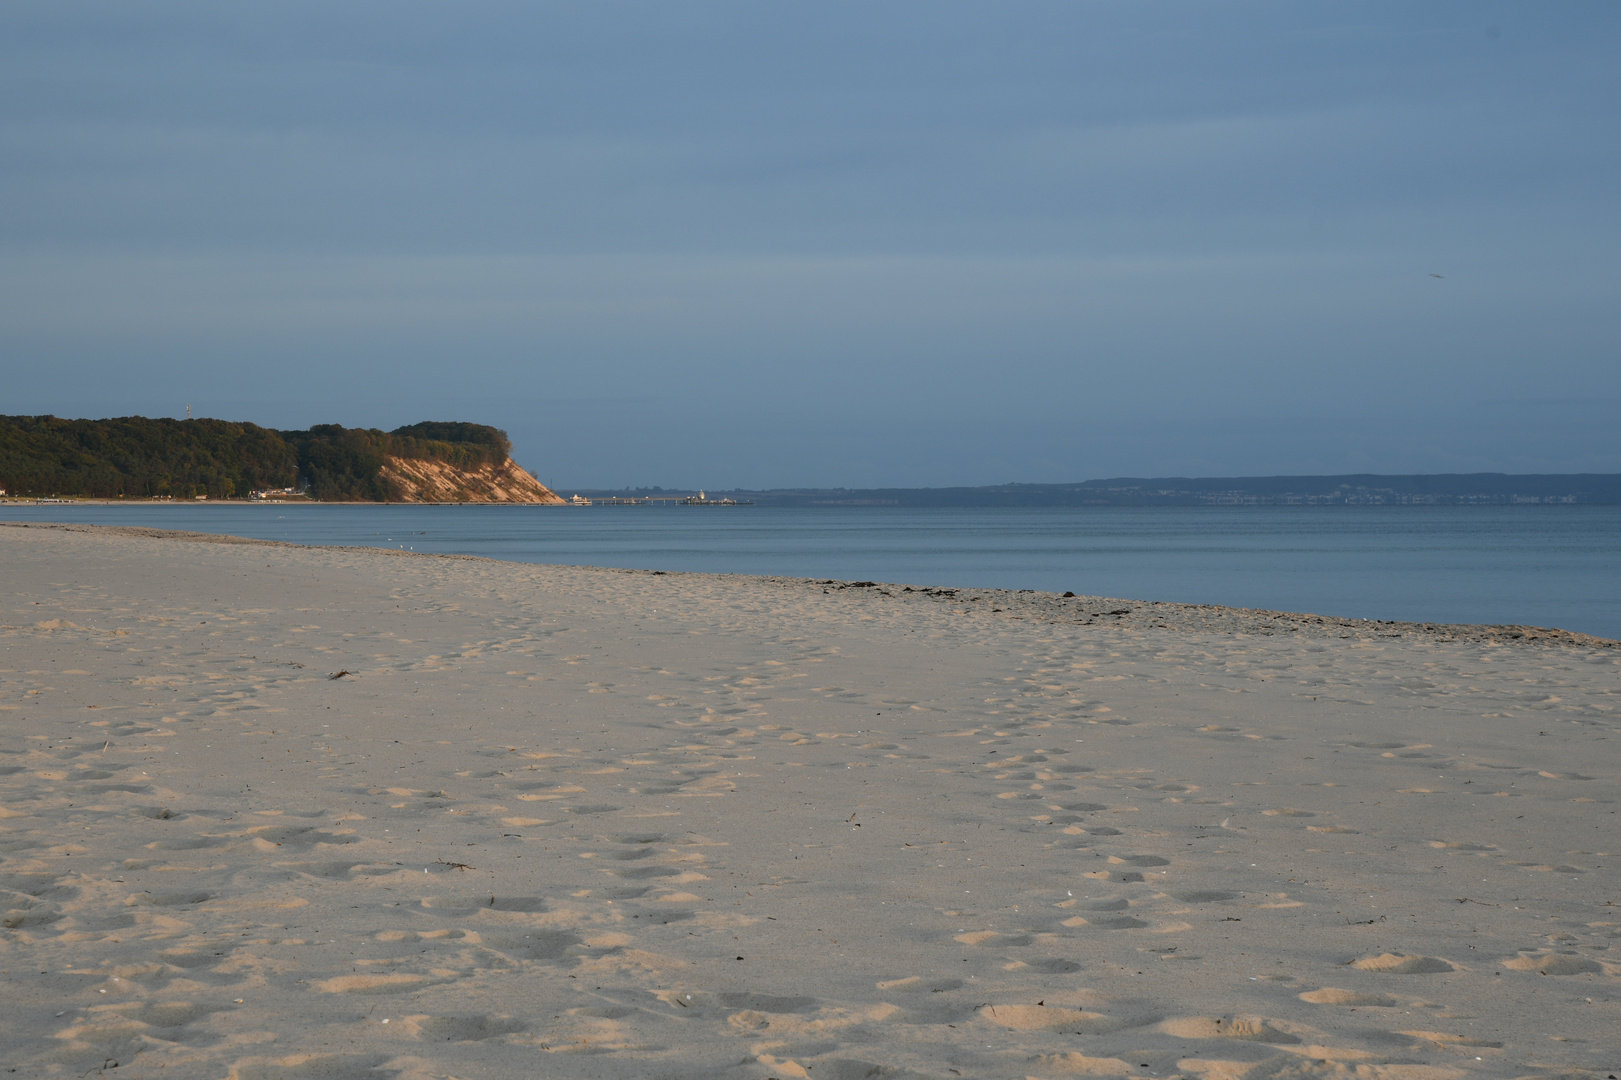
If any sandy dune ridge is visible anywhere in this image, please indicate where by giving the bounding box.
[0,523,1616,1079]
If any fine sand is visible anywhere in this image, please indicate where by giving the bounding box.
[1,522,1617,1080]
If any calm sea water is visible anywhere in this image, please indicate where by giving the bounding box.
[3,503,1618,639]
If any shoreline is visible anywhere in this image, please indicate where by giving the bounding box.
[4,519,1617,650]
[1,521,1617,1077]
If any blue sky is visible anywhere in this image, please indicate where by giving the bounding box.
[3,2,1617,486]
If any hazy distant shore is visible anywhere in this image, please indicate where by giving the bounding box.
[567,473,1621,507]
[13,467,1621,507]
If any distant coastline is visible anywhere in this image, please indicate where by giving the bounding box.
[564,473,1621,507]
[7,414,1618,507]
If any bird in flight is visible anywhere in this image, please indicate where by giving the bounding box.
[1429,273,1444,278]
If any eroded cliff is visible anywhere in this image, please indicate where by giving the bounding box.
[378,455,564,503]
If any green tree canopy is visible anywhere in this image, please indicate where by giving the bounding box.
[0,415,515,500]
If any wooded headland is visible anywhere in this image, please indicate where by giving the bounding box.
[0,416,559,503]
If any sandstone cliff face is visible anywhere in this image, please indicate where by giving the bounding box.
[377,455,564,504]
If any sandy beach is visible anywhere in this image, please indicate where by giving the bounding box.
[1,522,1616,1080]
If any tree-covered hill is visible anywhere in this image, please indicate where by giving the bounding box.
[0,416,515,500]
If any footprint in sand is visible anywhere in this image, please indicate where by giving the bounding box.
[569,1005,646,1021]
[274,860,367,879]
[1,891,63,928]
[400,1014,525,1041]
[606,864,692,883]
[978,1002,1135,1033]
[599,847,657,861]
[1400,1029,1505,1051]
[604,831,669,844]
[123,890,212,908]
[224,1052,392,1078]
[475,930,581,961]
[754,1054,901,1080]
[314,972,440,994]
[1021,957,1085,974]
[1159,1014,1306,1043]
[1063,914,1154,927]
[155,948,223,969]
[875,976,964,993]
[117,1000,230,1028]
[716,991,820,1013]
[1030,1051,1139,1075]
[955,930,1034,947]
[593,885,655,899]
[419,893,550,914]
[243,824,358,849]
[1351,953,1456,974]
[1170,890,1238,903]
[145,835,232,851]
[1501,951,1606,976]
[1108,854,1170,867]
[1299,987,1397,1006]
[1065,897,1130,911]
[1429,840,1497,852]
